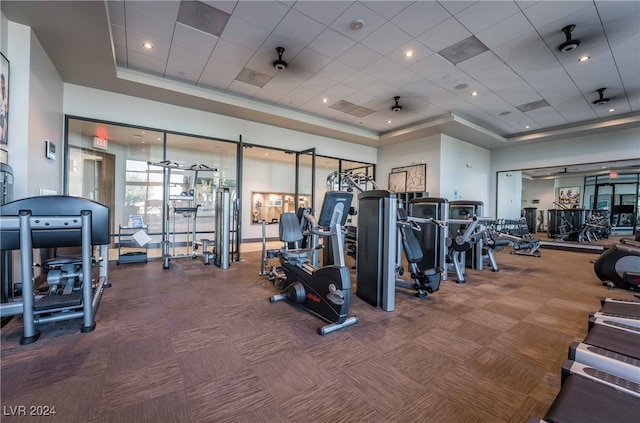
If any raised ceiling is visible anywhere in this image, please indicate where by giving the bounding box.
[2,1,640,148]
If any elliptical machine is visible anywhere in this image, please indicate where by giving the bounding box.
[269,191,359,335]
[594,233,640,290]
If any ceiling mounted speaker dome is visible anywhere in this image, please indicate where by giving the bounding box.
[273,47,288,70]
[391,96,402,112]
[559,24,580,52]
[592,88,610,105]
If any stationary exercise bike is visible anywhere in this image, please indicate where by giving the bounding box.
[269,191,359,335]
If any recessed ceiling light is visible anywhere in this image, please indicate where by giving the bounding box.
[142,42,153,49]
[525,125,530,129]
[387,120,392,124]
[471,91,478,96]
[351,19,364,30]
[578,55,590,62]
[264,153,268,156]
[405,50,413,58]
[156,137,161,141]
[608,108,616,112]
[322,98,328,103]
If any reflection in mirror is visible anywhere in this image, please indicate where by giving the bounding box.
[497,159,640,243]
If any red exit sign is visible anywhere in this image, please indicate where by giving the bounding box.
[609,170,618,179]
[93,137,108,150]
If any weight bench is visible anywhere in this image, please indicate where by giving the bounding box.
[0,195,110,344]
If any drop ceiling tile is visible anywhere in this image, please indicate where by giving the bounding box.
[438,1,476,16]
[330,2,387,42]
[308,28,357,59]
[226,80,261,97]
[220,16,270,50]
[341,71,379,91]
[288,86,322,102]
[245,50,280,77]
[127,49,167,75]
[261,76,297,96]
[270,67,313,85]
[571,62,623,93]
[336,44,382,70]
[251,87,282,104]
[233,1,290,31]
[362,56,405,80]
[127,0,180,21]
[361,1,413,19]
[165,61,203,84]
[255,34,305,60]
[344,91,379,108]
[475,12,537,50]
[416,17,471,52]
[491,34,550,62]
[471,64,538,104]
[387,68,425,89]
[409,54,467,85]
[201,1,238,14]
[360,22,413,56]
[387,40,435,66]
[167,45,210,70]
[202,57,242,80]
[107,0,125,26]
[114,45,127,67]
[524,1,594,29]
[292,1,352,26]
[111,24,126,48]
[596,1,640,23]
[457,51,504,74]
[197,71,235,91]
[361,80,397,100]
[126,29,171,59]
[124,3,176,42]
[552,94,599,122]
[288,48,332,74]
[300,74,335,93]
[602,11,640,42]
[281,95,311,109]
[274,8,326,45]
[172,23,219,56]
[525,107,570,127]
[324,83,358,100]
[210,39,253,68]
[316,60,359,83]
[454,1,520,34]
[391,2,452,37]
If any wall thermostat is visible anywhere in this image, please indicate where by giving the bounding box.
[45,139,56,160]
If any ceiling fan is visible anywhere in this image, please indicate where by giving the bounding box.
[273,47,288,71]
[391,96,403,112]
[592,88,611,106]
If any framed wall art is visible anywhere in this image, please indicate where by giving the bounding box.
[390,163,426,192]
[388,171,407,193]
[0,52,8,145]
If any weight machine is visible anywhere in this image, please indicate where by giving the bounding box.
[148,161,217,269]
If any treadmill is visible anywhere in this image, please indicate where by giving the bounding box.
[591,298,640,329]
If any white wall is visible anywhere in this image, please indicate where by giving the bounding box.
[377,134,440,194]
[1,12,7,54]
[4,21,63,199]
[496,171,522,220]
[489,126,640,216]
[27,31,64,196]
[63,84,377,164]
[439,134,490,205]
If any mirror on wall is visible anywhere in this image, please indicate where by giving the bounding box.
[497,159,640,241]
